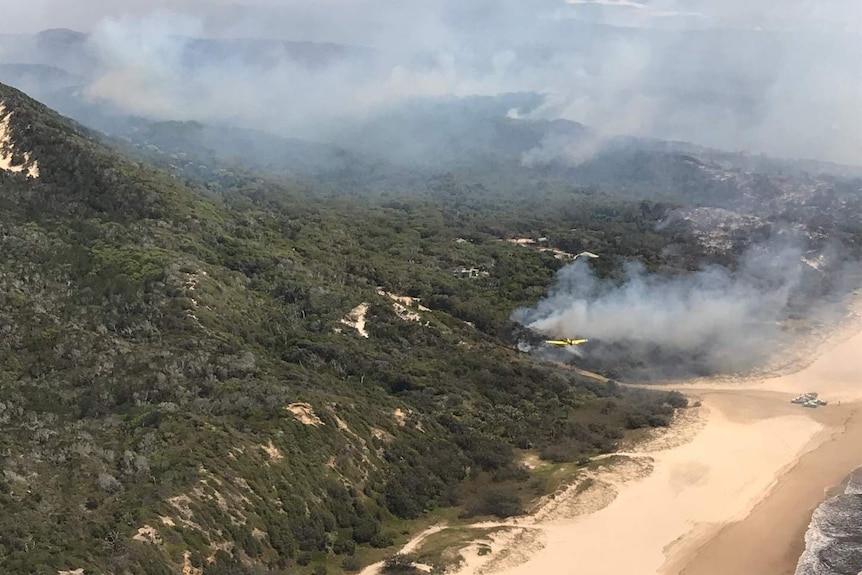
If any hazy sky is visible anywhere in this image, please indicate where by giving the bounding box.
[5,0,860,41]
[1,0,860,164]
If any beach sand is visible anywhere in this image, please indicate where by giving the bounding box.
[437,312,862,575]
[668,402,862,575]
[664,319,862,575]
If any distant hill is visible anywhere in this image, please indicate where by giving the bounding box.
[0,28,371,78]
[0,63,83,92]
[0,28,857,186]
[0,29,94,77]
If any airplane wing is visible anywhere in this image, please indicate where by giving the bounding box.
[545,339,589,346]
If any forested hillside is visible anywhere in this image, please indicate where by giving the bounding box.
[0,83,693,575]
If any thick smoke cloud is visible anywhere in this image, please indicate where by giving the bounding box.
[77,7,517,140]
[512,241,821,379]
[521,0,862,166]
[0,0,859,163]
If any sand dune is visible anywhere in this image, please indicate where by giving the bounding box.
[0,102,39,178]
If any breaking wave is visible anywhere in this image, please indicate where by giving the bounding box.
[795,467,862,575]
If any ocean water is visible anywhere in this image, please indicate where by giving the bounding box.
[795,467,862,575]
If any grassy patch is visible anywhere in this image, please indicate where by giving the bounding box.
[524,460,585,504]
[412,526,502,572]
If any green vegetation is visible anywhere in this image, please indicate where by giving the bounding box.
[381,555,421,574]
[410,527,501,573]
[0,83,695,574]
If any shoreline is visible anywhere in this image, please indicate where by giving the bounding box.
[427,310,862,575]
[663,401,862,575]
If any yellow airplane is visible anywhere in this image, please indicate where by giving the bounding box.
[545,338,589,347]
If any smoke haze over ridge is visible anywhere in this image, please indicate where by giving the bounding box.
[511,239,857,379]
[0,0,859,165]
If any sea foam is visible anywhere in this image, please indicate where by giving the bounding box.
[795,467,862,575]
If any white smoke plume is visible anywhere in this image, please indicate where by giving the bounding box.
[511,241,821,378]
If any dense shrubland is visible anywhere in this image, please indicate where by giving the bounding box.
[2,83,693,574]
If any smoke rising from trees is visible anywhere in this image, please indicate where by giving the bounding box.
[511,241,849,379]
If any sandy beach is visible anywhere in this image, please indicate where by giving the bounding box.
[402,308,862,575]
